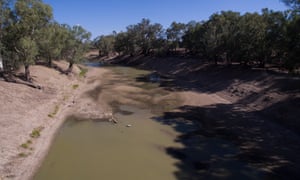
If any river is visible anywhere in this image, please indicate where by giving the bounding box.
[33,65,185,180]
[33,65,265,180]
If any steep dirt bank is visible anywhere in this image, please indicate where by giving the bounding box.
[110,56,300,133]
[109,55,300,179]
[0,61,111,180]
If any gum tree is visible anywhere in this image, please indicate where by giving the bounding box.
[12,0,53,81]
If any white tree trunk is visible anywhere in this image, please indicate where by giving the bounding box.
[0,54,3,71]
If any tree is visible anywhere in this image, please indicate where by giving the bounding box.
[262,9,288,66]
[12,0,53,81]
[182,21,203,55]
[37,22,67,67]
[0,0,12,71]
[281,0,300,12]
[227,12,267,67]
[15,36,38,80]
[126,19,163,55]
[285,13,300,71]
[10,0,53,80]
[114,31,130,55]
[93,34,115,56]
[61,25,91,73]
[166,21,186,52]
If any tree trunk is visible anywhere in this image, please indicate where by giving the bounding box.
[48,56,52,67]
[25,64,31,82]
[67,62,73,74]
[0,54,3,71]
[260,55,267,69]
[214,55,218,65]
[226,53,232,66]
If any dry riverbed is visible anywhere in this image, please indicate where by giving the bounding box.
[0,61,111,180]
[0,60,231,180]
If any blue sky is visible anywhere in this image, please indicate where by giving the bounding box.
[43,0,288,39]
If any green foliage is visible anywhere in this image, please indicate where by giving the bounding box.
[281,0,300,12]
[114,32,130,54]
[20,143,29,149]
[93,35,115,56]
[166,21,186,51]
[79,67,88,77]
[36,23,68,66]
[113,18,163,55]
[61,25,91,73]
[72,84,79,89]
[30,126,43,138]
[16,36,38,66]
[0,0,299,75]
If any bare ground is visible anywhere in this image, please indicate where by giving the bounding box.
[109,55,300,179]
[1,53,300,179]
[0,61,111,180]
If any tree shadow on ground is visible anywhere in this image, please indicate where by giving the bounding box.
[152,105,300,180]
[35,61,69,75]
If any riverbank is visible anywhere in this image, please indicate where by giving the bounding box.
[110,55,300,133]
[108,55,300,178]
[0,61,111,180]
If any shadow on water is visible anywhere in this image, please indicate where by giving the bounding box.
[35,62,300,180]
[83,61,104,67]
[127,62,300,179]
[152,104,300,180]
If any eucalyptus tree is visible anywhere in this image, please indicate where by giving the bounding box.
[182,21,204,55]
[11,0,53,81]
[201,13,225,64]
[235,12,267,66]
[285,13,300,71]
[126,19,163,55]
[0,0,12,71]
[279,0,300,71]
[261,9,288,66]
[282,0,300,12]
[114,32,130,55]
[93,34,115,56]
[166,21,186,52]
[217,11,241,65]
[37,22,68,67]
[61,24,91,73]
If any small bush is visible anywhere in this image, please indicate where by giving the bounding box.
[30,129,40,138]
[72,84,79,89]
[79,67,88,77]
[30,126,44,138]
[20,143,29,149]
[18,153,27,157]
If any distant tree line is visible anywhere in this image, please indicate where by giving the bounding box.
[0,0,91,81]
[93,0,299,72]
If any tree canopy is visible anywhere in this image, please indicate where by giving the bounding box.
[93,2,299,72]
[0,0,91,81]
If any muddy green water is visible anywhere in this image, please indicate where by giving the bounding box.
[33,66,267,180]
[33,66,183,180]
